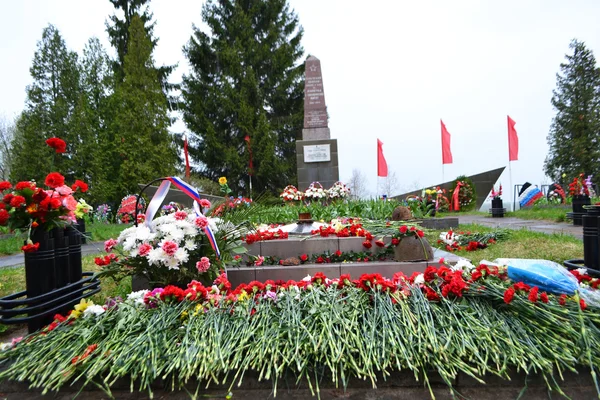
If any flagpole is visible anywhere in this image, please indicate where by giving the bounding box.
[249,175,253,201]
[509,160,514,212]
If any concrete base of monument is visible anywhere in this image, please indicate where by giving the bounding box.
[0,368,595,399]
[226,248,462,288]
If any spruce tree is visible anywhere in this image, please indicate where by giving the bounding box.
[110,14,177,199]
[181,0,304,194]
[72,38,114,204]
[106,0,177,107]
[544,40,600,182]
[10,25,81,183]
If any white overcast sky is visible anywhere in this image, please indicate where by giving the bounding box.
[2,0,600,203]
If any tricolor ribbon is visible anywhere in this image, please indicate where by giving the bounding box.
[144,177,220,258]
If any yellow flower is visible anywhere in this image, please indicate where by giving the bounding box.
[238,291,250,302]
[71,298,94,319]
[219,177,227,185]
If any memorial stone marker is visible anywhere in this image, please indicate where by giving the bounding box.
[296,56,339,190]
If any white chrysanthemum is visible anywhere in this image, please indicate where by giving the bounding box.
[122,236,137,252]
[174,248,189,264]
[118,226,138,243]
[414,274,425,284]
[127,290,149,306]
[164,257,180,270]
[147,248,163,266]
[183,240,197,251]
[134,225,154,242]
[83,304,105,318]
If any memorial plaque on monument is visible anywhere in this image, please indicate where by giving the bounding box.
[304,144,331,163]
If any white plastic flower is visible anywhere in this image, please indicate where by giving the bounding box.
[127,290,149,307]
[83,304,105,318]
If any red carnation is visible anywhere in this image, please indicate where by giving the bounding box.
[580,299,587,311]
[44,172,65,189]
[540,292,549,304]
[399,225,408,234]
[300,254,308,262]
[375,240,385,247]
[15,181,34,191]
[362,240,372,249]
[71,180,88,193]
[312,272,327,284]
[417,230,424,238]
[3,193,14,204]
[503,287,515,304]
[528,286,539,303]
[391,238,400,245]
[45,137,67,153]
[0,209,9,225]
[558,294,567,306]
[0,181,11,191]
[334,250,342,257]
[9,195,26,208]
[21,242,40,253]
[32,189,47,202]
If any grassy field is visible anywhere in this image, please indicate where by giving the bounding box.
[0,223,127,255]
[507,205,571,222]
[424,223,582,265]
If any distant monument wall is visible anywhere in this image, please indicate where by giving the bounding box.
[297,55,339,191]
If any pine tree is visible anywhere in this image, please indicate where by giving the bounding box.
[110,14,177,199]
[182,0,304,194]
[544,40,600,182]
[10,25,81,183]
[106,0,177,107]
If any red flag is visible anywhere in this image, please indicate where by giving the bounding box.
[440,120,453,164]
[377,139,388,177]
[507,115,518,161]
[244,135,253,176]
[184,135,190,180]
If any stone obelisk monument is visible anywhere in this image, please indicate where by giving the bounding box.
[296,56,339,191]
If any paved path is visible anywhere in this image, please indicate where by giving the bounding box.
[0,241,105,269]
[458,215,583,240]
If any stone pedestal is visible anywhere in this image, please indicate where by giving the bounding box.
[296,139,339,191]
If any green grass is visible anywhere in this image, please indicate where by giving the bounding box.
[424,223,582,265]
[0,223,127,256]
[0,255,131,304]
[0,255,131,340]
[506,205,571,223]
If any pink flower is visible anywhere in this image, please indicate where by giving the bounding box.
[255,255,265,266]
[174,211,188,220]
[162,241,178,256]
[62,195,78,211]
[138,243,152,256]
[104,239,118,253]
[199,199,211,209]
[196,257,211,273]
[195,216,209,228]
[55,185,73,196]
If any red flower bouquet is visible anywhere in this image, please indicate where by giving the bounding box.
[0,173,88,248]
[569,173,590,197]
